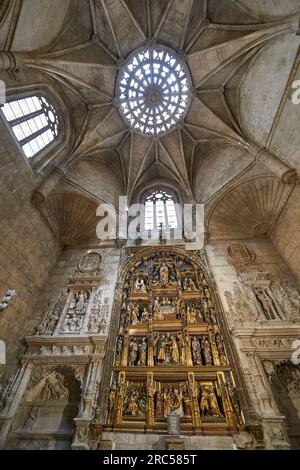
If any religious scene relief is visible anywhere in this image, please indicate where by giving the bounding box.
[105,250,243,434]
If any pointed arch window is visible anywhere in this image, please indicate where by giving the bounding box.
[144,189,178,230]
[1,94,59,159]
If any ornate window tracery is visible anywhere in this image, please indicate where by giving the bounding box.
[144,188,178,230]
[1,94,59,159]
[117,45,192,136]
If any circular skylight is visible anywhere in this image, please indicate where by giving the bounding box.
[117,45,192,137]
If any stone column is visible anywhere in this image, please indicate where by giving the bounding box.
[0,52,17,71]
[32,165,67,206]
[251,144,298,184]
[0,361,33,448]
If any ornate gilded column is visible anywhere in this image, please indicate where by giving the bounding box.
[188,372,201,429]
[146,372,155,428]
[114,371,126,426]
[209,333,221,366]
[217,372,237,430]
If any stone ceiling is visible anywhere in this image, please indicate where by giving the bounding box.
[0,0,300,244]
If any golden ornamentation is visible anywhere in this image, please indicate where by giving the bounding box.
[106,250,243,434]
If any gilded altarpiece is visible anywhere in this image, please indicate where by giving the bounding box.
[104,250,244,435]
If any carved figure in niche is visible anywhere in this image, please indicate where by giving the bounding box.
[160,262,169,287]
[115,336,123,365]
[225,283,257,323]
[131,305,140,325]
[162,386,183,417]
[215,334,227,365]
[67,292,77,311]
[201,337,213,366]
[191,337,202,365]
[177,333,186,365]
[87,311,99,332]
[75,290,88,313]
[182,389,192,416]
[124,386,146,417]
[271,280,300,321]
[138,338,147,366]
[254,288,283,320]
[165,336,172,364]
[186,306,197,325]
[36,292,68,335]
[174,297,181,318]
[127,391,140,416]
[40,374,69,401]
[171,335,180,365]
[134,278,147,293]
[173,387,183,414]
[129,338,139,366]
[107,382,117,418]
[270,362,300,394]
[153,297,162,320]
[156,335,167,364]
[163,387,173,416]
[209,307,217,325]
[23,406,39,431]
[200,385,222,417]
[155,391,164,417]
[141,307,149,324]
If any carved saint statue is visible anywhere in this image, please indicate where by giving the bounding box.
[156,335,167,363]
[254,288,283,320]
[171,335,180,365]
[186,306,197,325]
[155,391,164,417]
[200,385,222,417]
[138,338,147,366]
[131,305,140,325]
[129,338,138,366]
[182,391,192,417]
[191,337,202,365]
[141,307,149,324]
[160,262,169,287]
[108,383,117,417]
[153,298,164,320]
[127,391,140,416]
[202,337,213,366]
[177,334,186,366]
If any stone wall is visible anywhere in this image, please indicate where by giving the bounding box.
[206,239,300,449]
[272,185,300,283]
[0,241,122,449]
[0,118,61,386]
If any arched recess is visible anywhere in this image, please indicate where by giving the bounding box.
[98,246,252,434]
[6,366,81,450]
[206,175,294,240]
[36,191,100,247]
